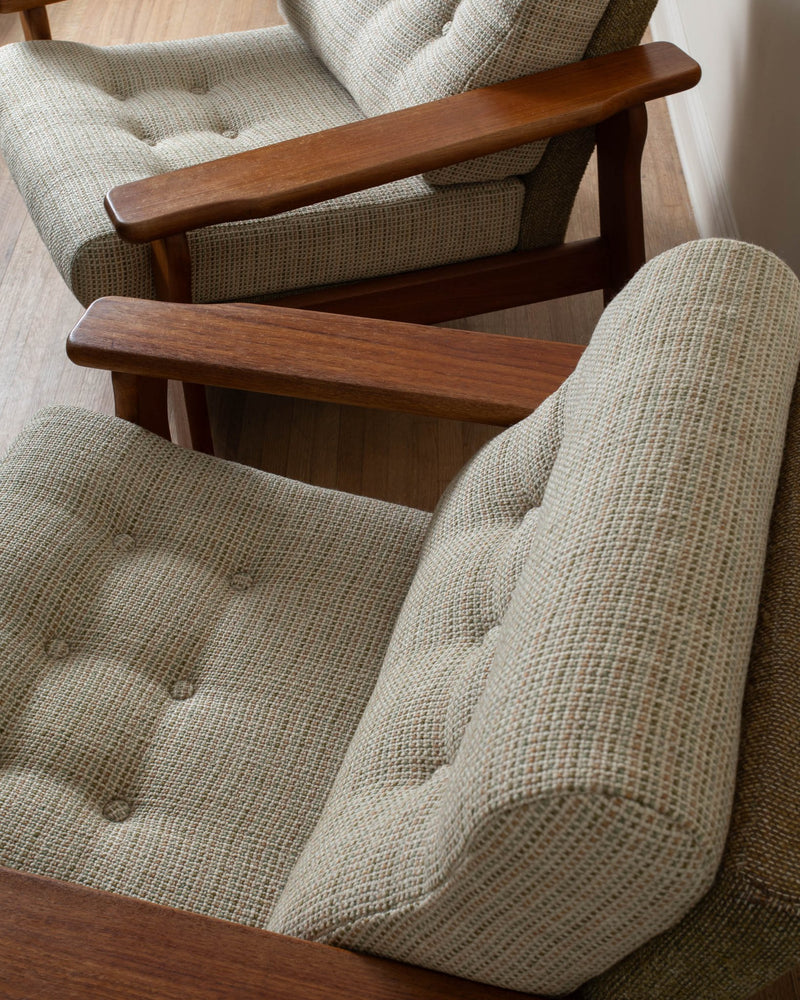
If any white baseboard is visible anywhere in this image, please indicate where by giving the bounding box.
[650,0,739,239]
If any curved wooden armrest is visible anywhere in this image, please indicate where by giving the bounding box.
[105,41,700,244]
[67,297,584,426]
[0,866,546,1000]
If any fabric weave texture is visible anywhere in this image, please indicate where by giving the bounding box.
[0,26,522,305]
[0,409,429,922]
[1,240,799,997]
[270,240,800,994]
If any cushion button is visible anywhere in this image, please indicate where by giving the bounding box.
[113,533,135,552]
[222,129,238,139]
[190,85,206,94]
[103,799,132,822]
[46,638,70,659]
[441,20,452,34]
[144,138,157,146]
[170,679,196,701]
[230,572,253,592]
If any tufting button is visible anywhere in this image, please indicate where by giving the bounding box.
[113,533,136,552]
[46,638,70,659]
[170,679,196,701]
[441,19,452,34]
[222,129,238,139]
[144,138,157,147]
[230,572,253,592]
[190,85,206,95]
[103,798,132,822]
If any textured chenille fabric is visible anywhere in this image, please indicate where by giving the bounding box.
[280,0,612,185]
[0,407,429,924]
[0,26,523,306]
[582,383,800,998]
[270,241,800,994]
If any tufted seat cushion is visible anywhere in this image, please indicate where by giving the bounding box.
[270,241,800,994]
[0,25,523,306]
[0,407,429,924]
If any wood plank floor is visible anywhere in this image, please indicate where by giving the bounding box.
[0,4,797,999]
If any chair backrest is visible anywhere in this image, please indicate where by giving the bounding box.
[279,0,621,185]
[270,241,800,995]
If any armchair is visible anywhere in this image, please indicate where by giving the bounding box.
[1,240,800,1000]
[0,0,699,448]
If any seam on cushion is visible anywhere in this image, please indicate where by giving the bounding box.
[309,789,716,942]
[726,869,800,916]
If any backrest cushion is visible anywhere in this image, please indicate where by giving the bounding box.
[279,0,614,184]
[270,240,800,994]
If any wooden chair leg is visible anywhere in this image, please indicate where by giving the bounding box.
[20,6,51,39]
[150,234,215,455]
[112,372,171,440]
[597,104,648,305]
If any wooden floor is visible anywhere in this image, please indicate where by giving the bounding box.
[0,3,797,998]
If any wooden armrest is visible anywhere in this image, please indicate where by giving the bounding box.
[67,297,584,426]
[105,41,700,244]
[0,0,65,12]
[0,866,546,1000]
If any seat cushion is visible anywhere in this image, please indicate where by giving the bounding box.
[0,407,430,925]
[280,0,612,184]
[0,26,523,306]
[270,240,800,993]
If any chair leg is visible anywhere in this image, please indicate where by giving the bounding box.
[597,104,648,305]
[150,234,215,455]
[112,372,171,440]
[20,6,51,39]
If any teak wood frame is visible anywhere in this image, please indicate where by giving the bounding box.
[68,295,586,440]
[0,0,67,39]
[99,41,699,453]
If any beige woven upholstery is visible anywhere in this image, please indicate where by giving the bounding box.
[0,1,660,308]
[0,26,522,306]
[279,0,611,185]
[270,240,800,993]
[0,407,429,920]
[582,377,800,998]
[1,241,799,997]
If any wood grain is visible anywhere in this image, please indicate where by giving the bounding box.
[273,239,609,325]
[0,0,65,12]
[69,298,584,426]
[19,6,50,38]
[105,42,700,243]
[0,866,542,1000]
[597,105,649,302]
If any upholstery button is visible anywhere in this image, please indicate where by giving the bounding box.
[441,20,452,34]
[103,798,132,822]
[222,129,238,139]
[190,85,206,95]
[170,679,196,701]
[144,138,157,147]
[230,572,253,592]
[113,533,136,552]
[46,638,70,659]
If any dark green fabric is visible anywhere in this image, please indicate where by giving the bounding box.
[517,0,659,250]
[580,381,800,999]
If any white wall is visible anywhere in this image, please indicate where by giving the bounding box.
[651,0,800,274]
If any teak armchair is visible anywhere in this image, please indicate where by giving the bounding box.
[2,241,800,1000]
[0,0,699,449]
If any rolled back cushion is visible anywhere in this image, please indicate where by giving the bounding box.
[270,240,800,994]
[279,0,615,184]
